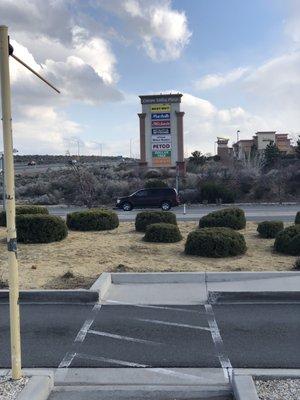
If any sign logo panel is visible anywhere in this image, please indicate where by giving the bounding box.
[151,113,170,120]
[152,120,170,127]
[152,143,171,151]
[152,150,171,166]
[150,104,171,112]
[152,128,170,135]
[152,135,171,143]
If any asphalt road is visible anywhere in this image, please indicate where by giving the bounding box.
[48,203,300,222]
[0,302,299,368]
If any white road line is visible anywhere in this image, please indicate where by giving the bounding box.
[205,304,233,382]
[76,352,149,368]
[133,317,211,331]
[57,303,102,369]
[58,351,77,368]
[74,304,102,343]
[88,329,163,345]
[105,300,206,314]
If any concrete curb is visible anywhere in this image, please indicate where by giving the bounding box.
[17,371,53,400]
[232,374,259,400]
[90,272,111,300]
[111,272,205,284]
[110,271,300,284]
[52,385,231,399]
[0,290,99,303]
[208,291,300,303]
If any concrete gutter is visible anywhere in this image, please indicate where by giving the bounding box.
[208,291,300,303]
[0,290,99,304]
[53,367,231,399]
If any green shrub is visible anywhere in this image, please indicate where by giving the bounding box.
[144,179,168,188]
[295,211,300,224]
[293,258,300,270]
[66,209,119,231]
[199,208,246,230]
[199,182,235,204]
[144,223,182,243]
[257,221,284,238]
[17,214,67,243]
[135,211,177,232]
[185,227,247,257]
[274,225,300,255]
[0,205,49,227]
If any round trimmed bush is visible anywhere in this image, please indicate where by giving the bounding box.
[295,211,300,224]
[0,205,49,227]
[257,221,284,238]
[16,214,67,243]
[274,225,300,256]
[66,209,119,231]
[144,223,182,243]
[199,208,246,230]
[135,211,177,232]
[185,227,247,257]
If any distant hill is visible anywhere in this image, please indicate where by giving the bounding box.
[14,155,131,165]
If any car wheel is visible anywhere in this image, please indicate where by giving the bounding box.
[122,202,133,211]
[161,201,171,211]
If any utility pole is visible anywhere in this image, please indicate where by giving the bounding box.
[0,153,6,210]
[0,25,60,380]
[0,25,21,380]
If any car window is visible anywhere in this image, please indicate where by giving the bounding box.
[135,190,148,197]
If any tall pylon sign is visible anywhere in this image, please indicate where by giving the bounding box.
[138,94,186,174]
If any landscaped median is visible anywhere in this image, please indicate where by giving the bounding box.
[0,220,298,290]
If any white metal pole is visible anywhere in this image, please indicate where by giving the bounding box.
[0,25,22,380]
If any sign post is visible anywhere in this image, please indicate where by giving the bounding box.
[0,25,21,380]
[0,25,60,380]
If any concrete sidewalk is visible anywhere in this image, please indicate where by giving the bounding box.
[98,272,300,305]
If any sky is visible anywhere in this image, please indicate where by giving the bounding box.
[0,0,300,157]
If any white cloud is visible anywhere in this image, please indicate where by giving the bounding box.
[284,0,300,44]
[13,105,82,154]
[181,93,268,155]
[195,67,249,90]
[98,0,192,61]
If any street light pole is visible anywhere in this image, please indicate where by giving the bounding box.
[0,25,21,379]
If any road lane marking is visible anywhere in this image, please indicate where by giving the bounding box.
[88,329,163,345]
[58,351,77,368]
[76,352,148,367]
[74,304,102,343]
[57,303,102,369]
[133,317,211,331]
[205,304,232,382]
[104,300,206,313]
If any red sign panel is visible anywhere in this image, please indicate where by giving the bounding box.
[151,120,170,127]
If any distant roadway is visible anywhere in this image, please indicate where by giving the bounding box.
[48,203,299,222]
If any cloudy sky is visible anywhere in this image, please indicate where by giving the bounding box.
[1,0,300,156]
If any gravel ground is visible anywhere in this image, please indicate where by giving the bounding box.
[0,376,29,400]
[255,379,300,400]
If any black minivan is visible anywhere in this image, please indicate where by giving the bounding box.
[116,188,180,211]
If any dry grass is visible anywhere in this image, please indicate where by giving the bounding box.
[0,222,297,289]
